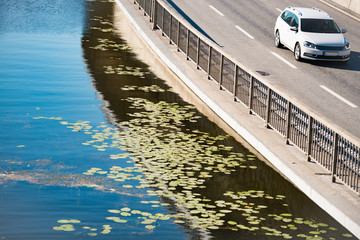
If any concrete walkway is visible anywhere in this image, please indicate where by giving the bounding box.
[114,0,360,238]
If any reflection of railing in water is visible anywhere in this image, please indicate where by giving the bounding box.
[130,0,360,193]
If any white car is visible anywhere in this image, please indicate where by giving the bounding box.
[274,7,350,62]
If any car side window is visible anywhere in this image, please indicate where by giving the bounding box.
[282,11,295,26]
[281,11,289,21]
[290,15,299,28]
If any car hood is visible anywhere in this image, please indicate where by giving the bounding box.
[302,32,345,46]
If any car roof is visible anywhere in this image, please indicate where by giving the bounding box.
[286,7,332,19]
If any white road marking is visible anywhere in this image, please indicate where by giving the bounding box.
[271,52,297,69]
[276,8,283,12]
[235,25,255,39]
[209,5,224,16]
[320,85,358,108]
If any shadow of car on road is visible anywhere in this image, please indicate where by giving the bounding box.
[304,51,360,71]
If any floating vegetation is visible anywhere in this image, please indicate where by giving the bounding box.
[32,116,62,120]
[91,16,113,26]
[57,219,81,224]
[53,219,81,232]
[53,224,76,232]
[0,158,141,195]
[54,218,112,236]
[121,85,166,92]
[104,65,148,77]
[89,15,114,33]
[89,38,133,52]
[29,93,354,239]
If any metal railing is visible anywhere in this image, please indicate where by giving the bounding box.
[132,0,360,193]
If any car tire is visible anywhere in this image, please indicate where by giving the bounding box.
[275,30,283,48]
[294,42,302,61]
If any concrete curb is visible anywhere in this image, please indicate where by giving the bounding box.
[114,0,360,238]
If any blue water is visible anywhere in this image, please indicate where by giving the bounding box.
[0,0,356,239]
[0,1,188,239]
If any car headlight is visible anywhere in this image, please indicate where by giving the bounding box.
[344,39,350,49]
[304,41,317,49]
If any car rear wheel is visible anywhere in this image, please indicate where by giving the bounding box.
[275,30,283,48]
[294,42,302,61]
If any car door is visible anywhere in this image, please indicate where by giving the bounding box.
[279,11,295,48]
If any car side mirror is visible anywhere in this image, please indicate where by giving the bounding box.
[290,26,298,32]
[341,28,347,33]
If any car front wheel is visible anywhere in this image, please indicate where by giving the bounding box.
[294,43,302,61]
[275,30,283,48]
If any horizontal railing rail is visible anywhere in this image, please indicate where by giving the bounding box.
[132,0,360,193]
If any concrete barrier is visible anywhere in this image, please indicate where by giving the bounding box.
[325,0,360,15]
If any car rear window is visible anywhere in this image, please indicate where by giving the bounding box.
[301,19,341,33]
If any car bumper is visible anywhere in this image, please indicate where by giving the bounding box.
[302,47,350,61]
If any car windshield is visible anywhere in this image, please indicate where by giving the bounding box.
[301,19,341,33]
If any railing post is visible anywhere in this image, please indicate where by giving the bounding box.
[286,102,292,144]
[186,29,190,60]
[233,65,238,101]
[177,22,180,52]
[169,15,172,44]
[149,0,153,22]
[248,76,254,114]
[332,133,339,182]
[196,38,200,69]
[219,55,224,90]
[265,88,272,128]
[306,116,314,161]
[144,0,147,15]
[207,46,212,79]
[160,7,165,36]
[151,0,157,30]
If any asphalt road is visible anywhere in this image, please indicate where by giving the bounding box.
[163,0,360,140]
